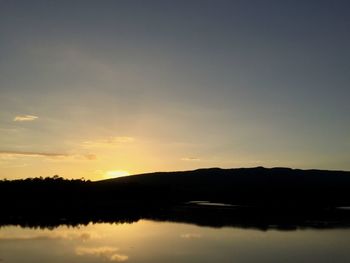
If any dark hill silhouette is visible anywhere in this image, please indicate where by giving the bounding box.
[96,167,350,207]
[1,167,350,221]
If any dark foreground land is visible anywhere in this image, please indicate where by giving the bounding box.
[2,167,350,230]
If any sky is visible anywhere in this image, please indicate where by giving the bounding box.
[1,0,350,180]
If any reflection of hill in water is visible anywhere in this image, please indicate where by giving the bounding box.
[2,204,350,231]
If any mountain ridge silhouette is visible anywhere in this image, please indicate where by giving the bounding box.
[2,166,350,217]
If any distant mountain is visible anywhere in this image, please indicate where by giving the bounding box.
[95,167,350,207]
[2,167,350,215]
[101,166,350,185]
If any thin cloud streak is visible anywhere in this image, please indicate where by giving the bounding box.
[0,151,96,160]
[181,157,201,161]
[0,151,68,158]
[13,115,38,122]
[81,136,135,148]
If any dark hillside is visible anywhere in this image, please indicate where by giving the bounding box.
[1,167,350,217]
[97,167,350,207]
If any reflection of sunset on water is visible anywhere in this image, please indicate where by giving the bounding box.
[2,220,350,262]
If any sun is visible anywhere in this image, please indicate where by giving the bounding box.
[105,170,130,179]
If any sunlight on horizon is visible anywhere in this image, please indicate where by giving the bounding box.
[105,170,130,179]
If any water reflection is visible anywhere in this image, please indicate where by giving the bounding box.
[1,220,350,263]
[75,246,128,262]
[1,205,350,231]
[2,205,350,261]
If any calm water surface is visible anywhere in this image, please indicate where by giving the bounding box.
[1,220,349,263]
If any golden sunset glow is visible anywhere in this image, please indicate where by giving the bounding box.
[105,170,130,179]
[1,1,349,182]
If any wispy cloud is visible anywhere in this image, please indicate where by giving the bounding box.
[13,115,38,122]
[0,151,68,158]
[84,154,97,160]
[0,151,96,160]
[181,157,201,161]
[82,136,135,148]
[75,246,128,262]
[113,137,134,143]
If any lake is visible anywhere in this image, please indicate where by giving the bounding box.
[1,219,350,263]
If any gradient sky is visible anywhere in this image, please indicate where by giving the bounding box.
[1,0,350,180]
